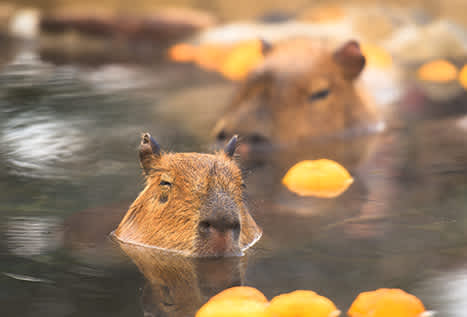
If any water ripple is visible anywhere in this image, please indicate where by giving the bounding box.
[4,216,63,258]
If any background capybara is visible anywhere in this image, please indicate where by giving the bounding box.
[114,133,262,257]
[214,39,384,146]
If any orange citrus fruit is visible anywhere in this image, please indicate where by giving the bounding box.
[266,290,340,317]
[348,288,426,317]
[282,159,354,198]
[417,60,458,82]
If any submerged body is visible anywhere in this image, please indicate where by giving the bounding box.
[114,133,261,257]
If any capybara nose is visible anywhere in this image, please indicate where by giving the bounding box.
[198,218,240,235]
[198,215,241,256]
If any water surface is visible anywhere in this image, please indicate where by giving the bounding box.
[1,42,467,317]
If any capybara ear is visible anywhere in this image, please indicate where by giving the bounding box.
[260,38,273,56]
[224,135,239,158]
[139,132,161,174]
[333,40,366,80]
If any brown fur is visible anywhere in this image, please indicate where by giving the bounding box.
[213,39,383,144]
[114,134,261,257]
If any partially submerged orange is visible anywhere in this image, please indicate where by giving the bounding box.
[348,288,426,317]
[168,43,197,62]
[196,299,268,317]
[196,286,269,317]
[266,290,340,317]
[417,59,458,82]
[195,44,231,71]
[282,159,354,198]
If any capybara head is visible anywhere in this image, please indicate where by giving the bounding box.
[214,39,383,147]
[114,133,262,257]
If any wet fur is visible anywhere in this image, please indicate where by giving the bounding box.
[114,148,261,256]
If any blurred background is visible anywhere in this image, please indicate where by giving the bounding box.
[0,0,466,316]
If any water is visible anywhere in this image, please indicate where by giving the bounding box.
[1,42,467,317]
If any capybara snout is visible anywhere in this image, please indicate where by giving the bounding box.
[114,133,261,257]
[197,191,242,256]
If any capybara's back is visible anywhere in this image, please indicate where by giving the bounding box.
[114,133,261,257]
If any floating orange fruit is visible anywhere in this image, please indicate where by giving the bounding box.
[196,286,268,317]
[417,59,458,82]
[361,44,393,69]
[220,39,264,80]
[168,43,197,62]
[282,159,354,198]
[196,299,268,317]
[168,43,231,70]
[194,44,231,71]
[348,288,426,317]
[459,64,467,89]
[266,290,340,317]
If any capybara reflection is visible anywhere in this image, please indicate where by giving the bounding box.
[119,243,245,317]
[114,133,262,257]
[214,39,383,146]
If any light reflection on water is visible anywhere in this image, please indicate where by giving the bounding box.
[3,112,86,178]
[0,41,466,316]
[4,216,62,257]
[417,268,467,317]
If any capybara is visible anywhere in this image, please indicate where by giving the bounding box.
[213,39,384,146]
[113,133,262,257]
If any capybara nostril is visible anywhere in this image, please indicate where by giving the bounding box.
[198,215,240,234]
[197,216,242,257]
[198,220,212,235]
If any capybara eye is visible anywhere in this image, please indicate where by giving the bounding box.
[308,89,330,102]
[159,180,172,187]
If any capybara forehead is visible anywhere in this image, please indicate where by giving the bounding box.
[152,152,243,188]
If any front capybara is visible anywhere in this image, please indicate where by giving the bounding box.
[113,133,262,257]
[214,39,384,146]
